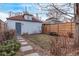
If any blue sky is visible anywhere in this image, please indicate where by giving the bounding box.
[0,3,39,13]
[0,3,74,22]
[0,3,47,21]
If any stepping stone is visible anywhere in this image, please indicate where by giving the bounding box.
[20,42,28,45]
[26,53,39,56]
[20,46,33,52]
[18,39,25,42]
[17,36,24,40]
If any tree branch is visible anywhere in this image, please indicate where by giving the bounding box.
[52,4,73,17]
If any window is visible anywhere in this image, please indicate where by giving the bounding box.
[24,15,32,20]
[28,16,32,20]
[24,15,28,20]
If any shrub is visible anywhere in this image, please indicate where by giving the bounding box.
[49,32,59,36]
[0,39,21,56]
[0,32,5,42]
[0,30,16,42]
[4,30,16,40]
[67,32,73,38]
[0,30,21,56]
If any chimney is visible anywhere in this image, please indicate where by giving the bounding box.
[9,11,15,17]
[9,11,12,17]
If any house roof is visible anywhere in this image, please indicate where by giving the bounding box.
[7,14,42,23]
[0,19,4,23]
[0,19,6,26]
[46,17,58,21]
[45,17,62,24]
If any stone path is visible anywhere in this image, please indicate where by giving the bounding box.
[20,46,33,52]
[26,53,40,56]
[17,36,40,56]
[20,42,28,46]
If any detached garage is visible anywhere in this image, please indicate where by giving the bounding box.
[6,13,42,35]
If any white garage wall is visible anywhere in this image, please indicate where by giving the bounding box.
[6,20,42,34]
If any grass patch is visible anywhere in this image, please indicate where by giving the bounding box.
[25,34,56,50]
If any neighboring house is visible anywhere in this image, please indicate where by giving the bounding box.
[44,17,62,24]
[0,20,6,33]
[43,17,75,37]
[62,17,74,23]
[6,13,42,35]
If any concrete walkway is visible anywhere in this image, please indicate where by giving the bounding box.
[17,36,40,56]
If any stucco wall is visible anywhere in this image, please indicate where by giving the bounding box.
[6,20,42,34]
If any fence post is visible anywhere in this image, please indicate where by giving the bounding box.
[74,3,79,47]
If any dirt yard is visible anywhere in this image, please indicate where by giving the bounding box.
[23,34,79,56]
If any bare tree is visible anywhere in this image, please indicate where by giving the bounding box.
[37,3,75,55]
[37,3,74,22]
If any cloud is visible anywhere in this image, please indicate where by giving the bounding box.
[0,12,9,21]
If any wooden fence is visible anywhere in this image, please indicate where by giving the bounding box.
[42,22,76,37]
[0,21,7,33]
